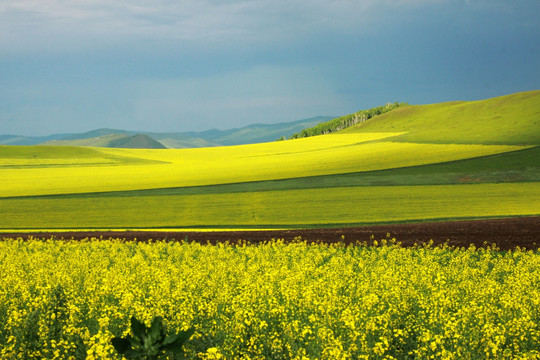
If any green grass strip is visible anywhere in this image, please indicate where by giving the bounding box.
[1,183,538,229]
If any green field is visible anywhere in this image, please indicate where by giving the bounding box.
[1,183,538,229]
[0,90,539,229]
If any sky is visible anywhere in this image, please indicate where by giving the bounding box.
[1,0,539,136]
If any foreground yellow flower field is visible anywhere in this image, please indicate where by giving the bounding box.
[0,238,539,359]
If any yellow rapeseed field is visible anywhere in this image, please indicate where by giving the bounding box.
[0,134,528,197]
[0,238,539,359]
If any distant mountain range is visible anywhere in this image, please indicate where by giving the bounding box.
[0,116,333,149]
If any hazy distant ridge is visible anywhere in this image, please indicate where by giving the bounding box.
[187,116,334,145]
[0,116,333,148]
[0,133,76,146]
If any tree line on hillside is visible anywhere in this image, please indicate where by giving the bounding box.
[281,102,408,140]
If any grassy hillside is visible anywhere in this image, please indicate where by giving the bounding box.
[290,103,406,138]
[0,91,538,229]
[341,90,540,144]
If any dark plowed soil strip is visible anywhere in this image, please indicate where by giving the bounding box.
[1,217,539,250]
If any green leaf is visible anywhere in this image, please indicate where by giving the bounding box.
[123,349,144,359]
[149,316,164,342]
[160,328,194,353]
[130,316,147,343]
[160,334,180,347]
[126,335,139,348]
[111,337,131,354]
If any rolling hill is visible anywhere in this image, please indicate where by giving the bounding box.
[0,116,333,148]
[183,116,334,145]
[341,90,540,144]
[0,90,538,229]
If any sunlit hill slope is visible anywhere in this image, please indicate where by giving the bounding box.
[341,90,540,144]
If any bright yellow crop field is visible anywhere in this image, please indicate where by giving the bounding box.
[1,238,539,359]
[0,135,528,197]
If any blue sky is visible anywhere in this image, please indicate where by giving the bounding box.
[1,0,539,136]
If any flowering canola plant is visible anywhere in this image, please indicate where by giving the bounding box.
[0,238,539,359]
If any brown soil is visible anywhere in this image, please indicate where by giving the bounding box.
[1,217,539,250]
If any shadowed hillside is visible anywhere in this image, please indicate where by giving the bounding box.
[108,134,166,149]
